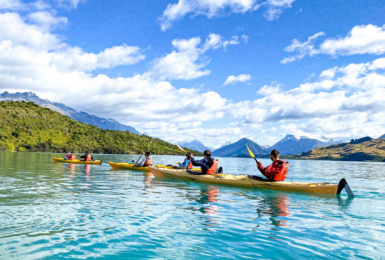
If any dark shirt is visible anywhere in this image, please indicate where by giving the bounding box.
[190,157,213,174]
[80,154,93,161]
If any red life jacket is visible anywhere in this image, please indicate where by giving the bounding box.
[86,154,91,161]
[274,161,289,181]
[70,155,76,160]
[187,161,193,169]
[206,159,219,175]
[145,157,153,166]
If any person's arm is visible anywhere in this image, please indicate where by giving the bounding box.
[190,157,206,167]
[80,155,86,159]
[91,156,94,160]
[178,159,187,167]
[257,161,267,175]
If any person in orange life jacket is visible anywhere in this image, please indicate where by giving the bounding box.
[257,149,288,181]
[172,153,193,169]
[188,150,223,175]
[136,152,153,167]
[80,151,93,162]
[65,152,76,160]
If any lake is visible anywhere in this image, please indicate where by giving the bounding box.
[1,152,385,259]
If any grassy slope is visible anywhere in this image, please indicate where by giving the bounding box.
[0,101,200,155]
[292,138,385,162]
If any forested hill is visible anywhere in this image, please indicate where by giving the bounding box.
[0,101,199,155]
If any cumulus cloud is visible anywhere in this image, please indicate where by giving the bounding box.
[223,74,251,85]
[160,0,297,31]
[28,10,68,31]
[282,24,385,63]
[151,34,240,80]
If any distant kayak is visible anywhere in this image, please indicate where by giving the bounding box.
[149,166,354,196]
[108,162,202,172]
[52,157,102,165]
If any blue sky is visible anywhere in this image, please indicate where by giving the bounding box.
[1,0,385,147]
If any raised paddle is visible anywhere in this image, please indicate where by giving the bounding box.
[174,141,188,154]
[133,139,155,168]
[246,143,258,163]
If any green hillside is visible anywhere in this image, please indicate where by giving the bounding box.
[0,101,200,155]
[292,137,385,162]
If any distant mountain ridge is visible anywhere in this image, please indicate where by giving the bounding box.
[178,140,213,152]
[379,134,385,139]
[0,91,140,134]
[269,134,343,155]
[212,138,269,157]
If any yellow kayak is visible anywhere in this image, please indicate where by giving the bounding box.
[108,162,165,171]
[52,157,102,165]
[148,166,354,196]
[108,162,202,173]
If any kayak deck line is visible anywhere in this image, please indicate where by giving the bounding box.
[52,157,102,165]
[108,162,203,172]
[149,166,354,197]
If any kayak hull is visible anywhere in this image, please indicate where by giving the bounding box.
[52,157,102,165]
[149,166,341,195]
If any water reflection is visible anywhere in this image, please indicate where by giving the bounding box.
[255,193,290,227]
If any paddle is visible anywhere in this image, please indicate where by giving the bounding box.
[246,143,258,163]
[174,141,188,154]
[133,139,155,168]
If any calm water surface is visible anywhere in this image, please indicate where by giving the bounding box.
[0,152,385,259]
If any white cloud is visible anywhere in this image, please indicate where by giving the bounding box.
[223,74,251,85]
[160,0,297,31]
[282,24,385,63]
[241,34,249,43]
[28,10,68,31]
[0,0,22,9]
[257,82,282,95]
[55,0,85,9]
[151,34,240,80]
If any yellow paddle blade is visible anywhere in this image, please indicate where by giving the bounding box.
[246,144,255,159]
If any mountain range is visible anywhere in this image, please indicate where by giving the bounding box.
[268,134,342,155]
[178,140,213,152]
[212,138,269,157]
[0,92,140,134]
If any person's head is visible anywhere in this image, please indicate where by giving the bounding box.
[145,152,151,157]
[270,149,279,161]
[186,152,192,158]
[203,150,211,159]
[86,151,89,155]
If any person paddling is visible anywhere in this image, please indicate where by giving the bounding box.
[136,152,153,167]
[173,153,193,169]
[80,151,93,162]
[256,149,289,181]
[65,152,76,160]
[189,150,222,175]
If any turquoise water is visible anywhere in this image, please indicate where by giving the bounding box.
[1,152,385,259]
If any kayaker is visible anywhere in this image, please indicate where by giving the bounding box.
[173,153,193,169]
[65,153,76,160]
[136,152,153,167]
[256,149,289,181]
[80,151,93,162]
[189,150,222,175]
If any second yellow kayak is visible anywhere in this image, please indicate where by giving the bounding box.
[52,157,102,165]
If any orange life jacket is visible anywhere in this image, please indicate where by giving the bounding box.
[70,155,76,160]
[206,159,219,175]
[187,161,193,169]
[86,154,91,161]
[145,157,153,166]
[274,161,289,181]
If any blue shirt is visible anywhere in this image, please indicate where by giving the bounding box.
[178,158,191,167]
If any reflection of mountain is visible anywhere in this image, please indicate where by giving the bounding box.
[212,138,269,157]
[178,140,212,152]
[0,91,140,134]
[269,134,343,155]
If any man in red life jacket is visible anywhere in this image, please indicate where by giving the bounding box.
[189,150,222,175]
[80,151,93,162]
[256,149,289,181]
[136,152,153,167]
